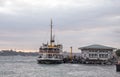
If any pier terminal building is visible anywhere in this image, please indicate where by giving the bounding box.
[79,44,116,64]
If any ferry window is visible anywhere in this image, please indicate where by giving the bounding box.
[89,54,91,57]
[43,48,47,50]
[56,49,59,51]
[48,54,52,58]
[48,48,52,50]
[89,54,90,57]
[95,54,97,57]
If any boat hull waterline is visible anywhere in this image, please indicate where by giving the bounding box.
[37,58,63,64]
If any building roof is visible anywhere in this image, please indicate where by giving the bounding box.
[79,44,115,50]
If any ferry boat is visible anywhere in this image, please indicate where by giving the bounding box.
[37,20,63,64]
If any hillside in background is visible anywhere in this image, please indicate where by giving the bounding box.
[0,50,81,57]
[0,50,39,56]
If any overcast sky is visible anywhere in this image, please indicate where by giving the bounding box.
[0,0,120,52]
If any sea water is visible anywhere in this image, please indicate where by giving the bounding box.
[0,56,120,77]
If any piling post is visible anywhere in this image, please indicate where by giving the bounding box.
[70,47,73,62]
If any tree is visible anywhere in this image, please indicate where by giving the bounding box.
[116,49,120,57]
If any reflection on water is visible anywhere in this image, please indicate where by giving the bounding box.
[0,56,120,77]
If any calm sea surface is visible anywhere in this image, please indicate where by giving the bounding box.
[0,56,120,77]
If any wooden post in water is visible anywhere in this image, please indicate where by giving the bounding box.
[70,47,73,62]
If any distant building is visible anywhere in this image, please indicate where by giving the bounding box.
[78,44,116,64]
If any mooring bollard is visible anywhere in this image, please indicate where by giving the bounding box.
[116,64,120,72]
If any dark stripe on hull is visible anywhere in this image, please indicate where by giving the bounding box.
[37,60,63,64]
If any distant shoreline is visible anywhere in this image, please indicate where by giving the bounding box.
[0,50,39,56]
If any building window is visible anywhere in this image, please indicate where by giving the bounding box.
[89,54,97,58]
[105,54,108,58]
[89,54,91,58]
[99,54,108,58]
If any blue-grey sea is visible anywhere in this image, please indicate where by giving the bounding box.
[0,56,120,77]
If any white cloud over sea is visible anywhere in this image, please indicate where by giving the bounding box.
[0,0,120,52]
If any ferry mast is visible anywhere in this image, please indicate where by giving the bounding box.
[50,19,54,47]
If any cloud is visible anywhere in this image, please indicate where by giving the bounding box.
[0,0,120,51]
